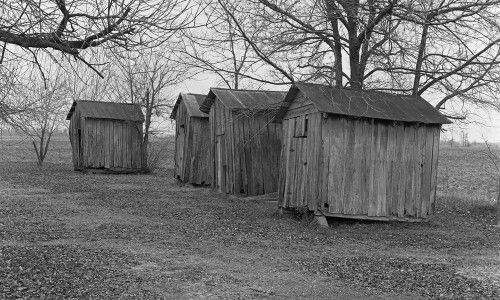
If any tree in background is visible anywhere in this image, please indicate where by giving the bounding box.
[175,1,265,89]
[215,0,500,120]
[9,71,68,166]
[112,49,191,170]
[0,64,30,123]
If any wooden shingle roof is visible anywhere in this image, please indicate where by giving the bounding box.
[275,83,451,124]
[199,88,288,113]
[170,93,208,119]
[66,100,144,122]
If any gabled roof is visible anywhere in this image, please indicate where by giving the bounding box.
[199,88,288,113]
[274,83,451,124]
[66,100,144,122]
[170,93,208,119]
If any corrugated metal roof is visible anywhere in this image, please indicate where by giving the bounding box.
[66,100,144,122]
[199,88,288,113]
[170,93,208,119]
[275,83,451,124]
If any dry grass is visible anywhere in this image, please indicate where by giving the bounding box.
[0,134,499,299]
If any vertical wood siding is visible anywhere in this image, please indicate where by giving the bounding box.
[278,114,441,221]
[210,99,282,196]
[173,101,212,185]
[71,117,143,171]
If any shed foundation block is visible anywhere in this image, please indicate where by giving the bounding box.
[314,213,329,227]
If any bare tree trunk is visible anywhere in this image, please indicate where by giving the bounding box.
[32,140,42,166]
[412,20,430,96]
[324,0,343,87]
[142,90,152,171]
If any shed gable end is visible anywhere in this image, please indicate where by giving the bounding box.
[283,91,318,120]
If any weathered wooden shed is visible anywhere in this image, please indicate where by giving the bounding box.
[66,100,144,173]
[275,83,451,222]
[199,88,288,196]
[170,93,211,185]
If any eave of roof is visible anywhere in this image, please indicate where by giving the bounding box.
[274,83,452,125]
[170,93,208,119]
[66,100,144,122]
[199,88,288,114]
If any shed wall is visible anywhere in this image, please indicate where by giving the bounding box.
[173,101,211,185]
[79,118,143,171]
[278,113,441,220]
[210,99,282,195]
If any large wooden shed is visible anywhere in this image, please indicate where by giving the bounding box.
[170,93,211,185]
[275,83,451,222]
[199,88,287,196]
[67,100,144,173]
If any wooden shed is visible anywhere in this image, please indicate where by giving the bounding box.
[199,88,287,196]
[170,93,211,185]
[274,83,451,222]
[66,100,144,173]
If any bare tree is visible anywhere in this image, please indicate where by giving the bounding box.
[0,0,199,77]
[175,1,268,89]
[9,72,68,166]
[215,0,500,118]
[0,63,37,124]
[112,49,191,170]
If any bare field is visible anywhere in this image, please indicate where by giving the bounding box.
[0,135,499,299]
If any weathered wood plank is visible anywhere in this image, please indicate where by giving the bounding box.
[405,125,417,217]
[414,126,426,218]
[310,113,322,211]
[278,119,289,207]
[392,124,403,217]
[367,119,378,217]
[284,104,317,120]
[328,117,343,213]
[360,119,372,215]
[343,119,356,215]
[420,126,434,217]
[286,119,297,205]
[351,119,364,215]
[243,115,254,195]
[376,122,388,217]
[429,126,440,214]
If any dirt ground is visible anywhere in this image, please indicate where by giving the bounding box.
[0,135,499,299]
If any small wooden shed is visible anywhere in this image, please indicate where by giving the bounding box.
[274,83,451,222]
[67,100,144,173]
[170,93,211,185]
[199,88,288,196]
